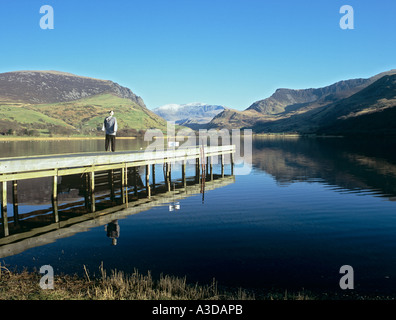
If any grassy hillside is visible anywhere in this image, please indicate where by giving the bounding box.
[0,93,169,137]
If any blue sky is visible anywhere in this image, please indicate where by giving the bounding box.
[0,0,395,110]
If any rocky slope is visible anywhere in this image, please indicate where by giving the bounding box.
[247,78,369,115]
[209,69,396,135]
[0,70,146,107]
[252,74,396,135]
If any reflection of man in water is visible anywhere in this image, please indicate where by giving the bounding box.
[105,220,120,246]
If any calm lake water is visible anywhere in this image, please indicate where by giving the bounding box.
[2,136,396,296]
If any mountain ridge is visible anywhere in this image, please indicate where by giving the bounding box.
[153,102,225,127]
[0,70,167,136]
[0,70,146,108]
[246,78,369,115]
[251,73,396,135]
[209,69,396,135]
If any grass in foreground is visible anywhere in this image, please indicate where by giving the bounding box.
[0,265,394,300]
[0,265,253,300]
[0,264,308,300]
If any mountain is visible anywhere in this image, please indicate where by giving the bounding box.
[0,70,146,107]
[252,74,396,135]
[0,70,168,136]
[153,102,225,128]
[209,69,396,134]
[208,108,259,130]
[246,79,369,115]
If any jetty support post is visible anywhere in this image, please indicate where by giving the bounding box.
[169,162,172,184]
[231,153,234,176]
[12,180,19,225]
[145,164,151,199]
[90,169,95,213]
[121,164,128,206]
[182,160,186,188]
[195,158,200,183]
[152,164,156,194]
[166,162,171,192]
[1,181,9,237]
[210,156,213,181]
[84,173,90,210]
[221,154,224,178]
[52,171,59,223]
[121,167,125,203]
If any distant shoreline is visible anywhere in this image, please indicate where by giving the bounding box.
[253,133,301,138]
[2,133,387,141]
[0,136,137,141]
[253,133,345,138]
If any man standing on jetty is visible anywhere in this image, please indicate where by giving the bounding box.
[102,110,118,152]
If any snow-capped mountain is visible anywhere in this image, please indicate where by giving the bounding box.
[153,102,226,128]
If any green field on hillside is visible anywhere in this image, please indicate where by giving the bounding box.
[0,94,169,136]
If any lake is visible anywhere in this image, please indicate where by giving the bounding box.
[2,136,396,296]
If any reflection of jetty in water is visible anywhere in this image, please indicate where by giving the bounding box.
[0,171,235,258]
[252,137,396,199]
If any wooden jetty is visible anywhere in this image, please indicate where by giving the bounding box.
[0,145,235,237]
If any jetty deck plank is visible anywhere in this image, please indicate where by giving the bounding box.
[0,145,235,181]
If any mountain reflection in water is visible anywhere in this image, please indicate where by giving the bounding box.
[252,136,396,199]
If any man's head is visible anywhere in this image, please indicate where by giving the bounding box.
[109,110,114,117]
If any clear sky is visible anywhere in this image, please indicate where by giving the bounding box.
[0,0,395,110]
